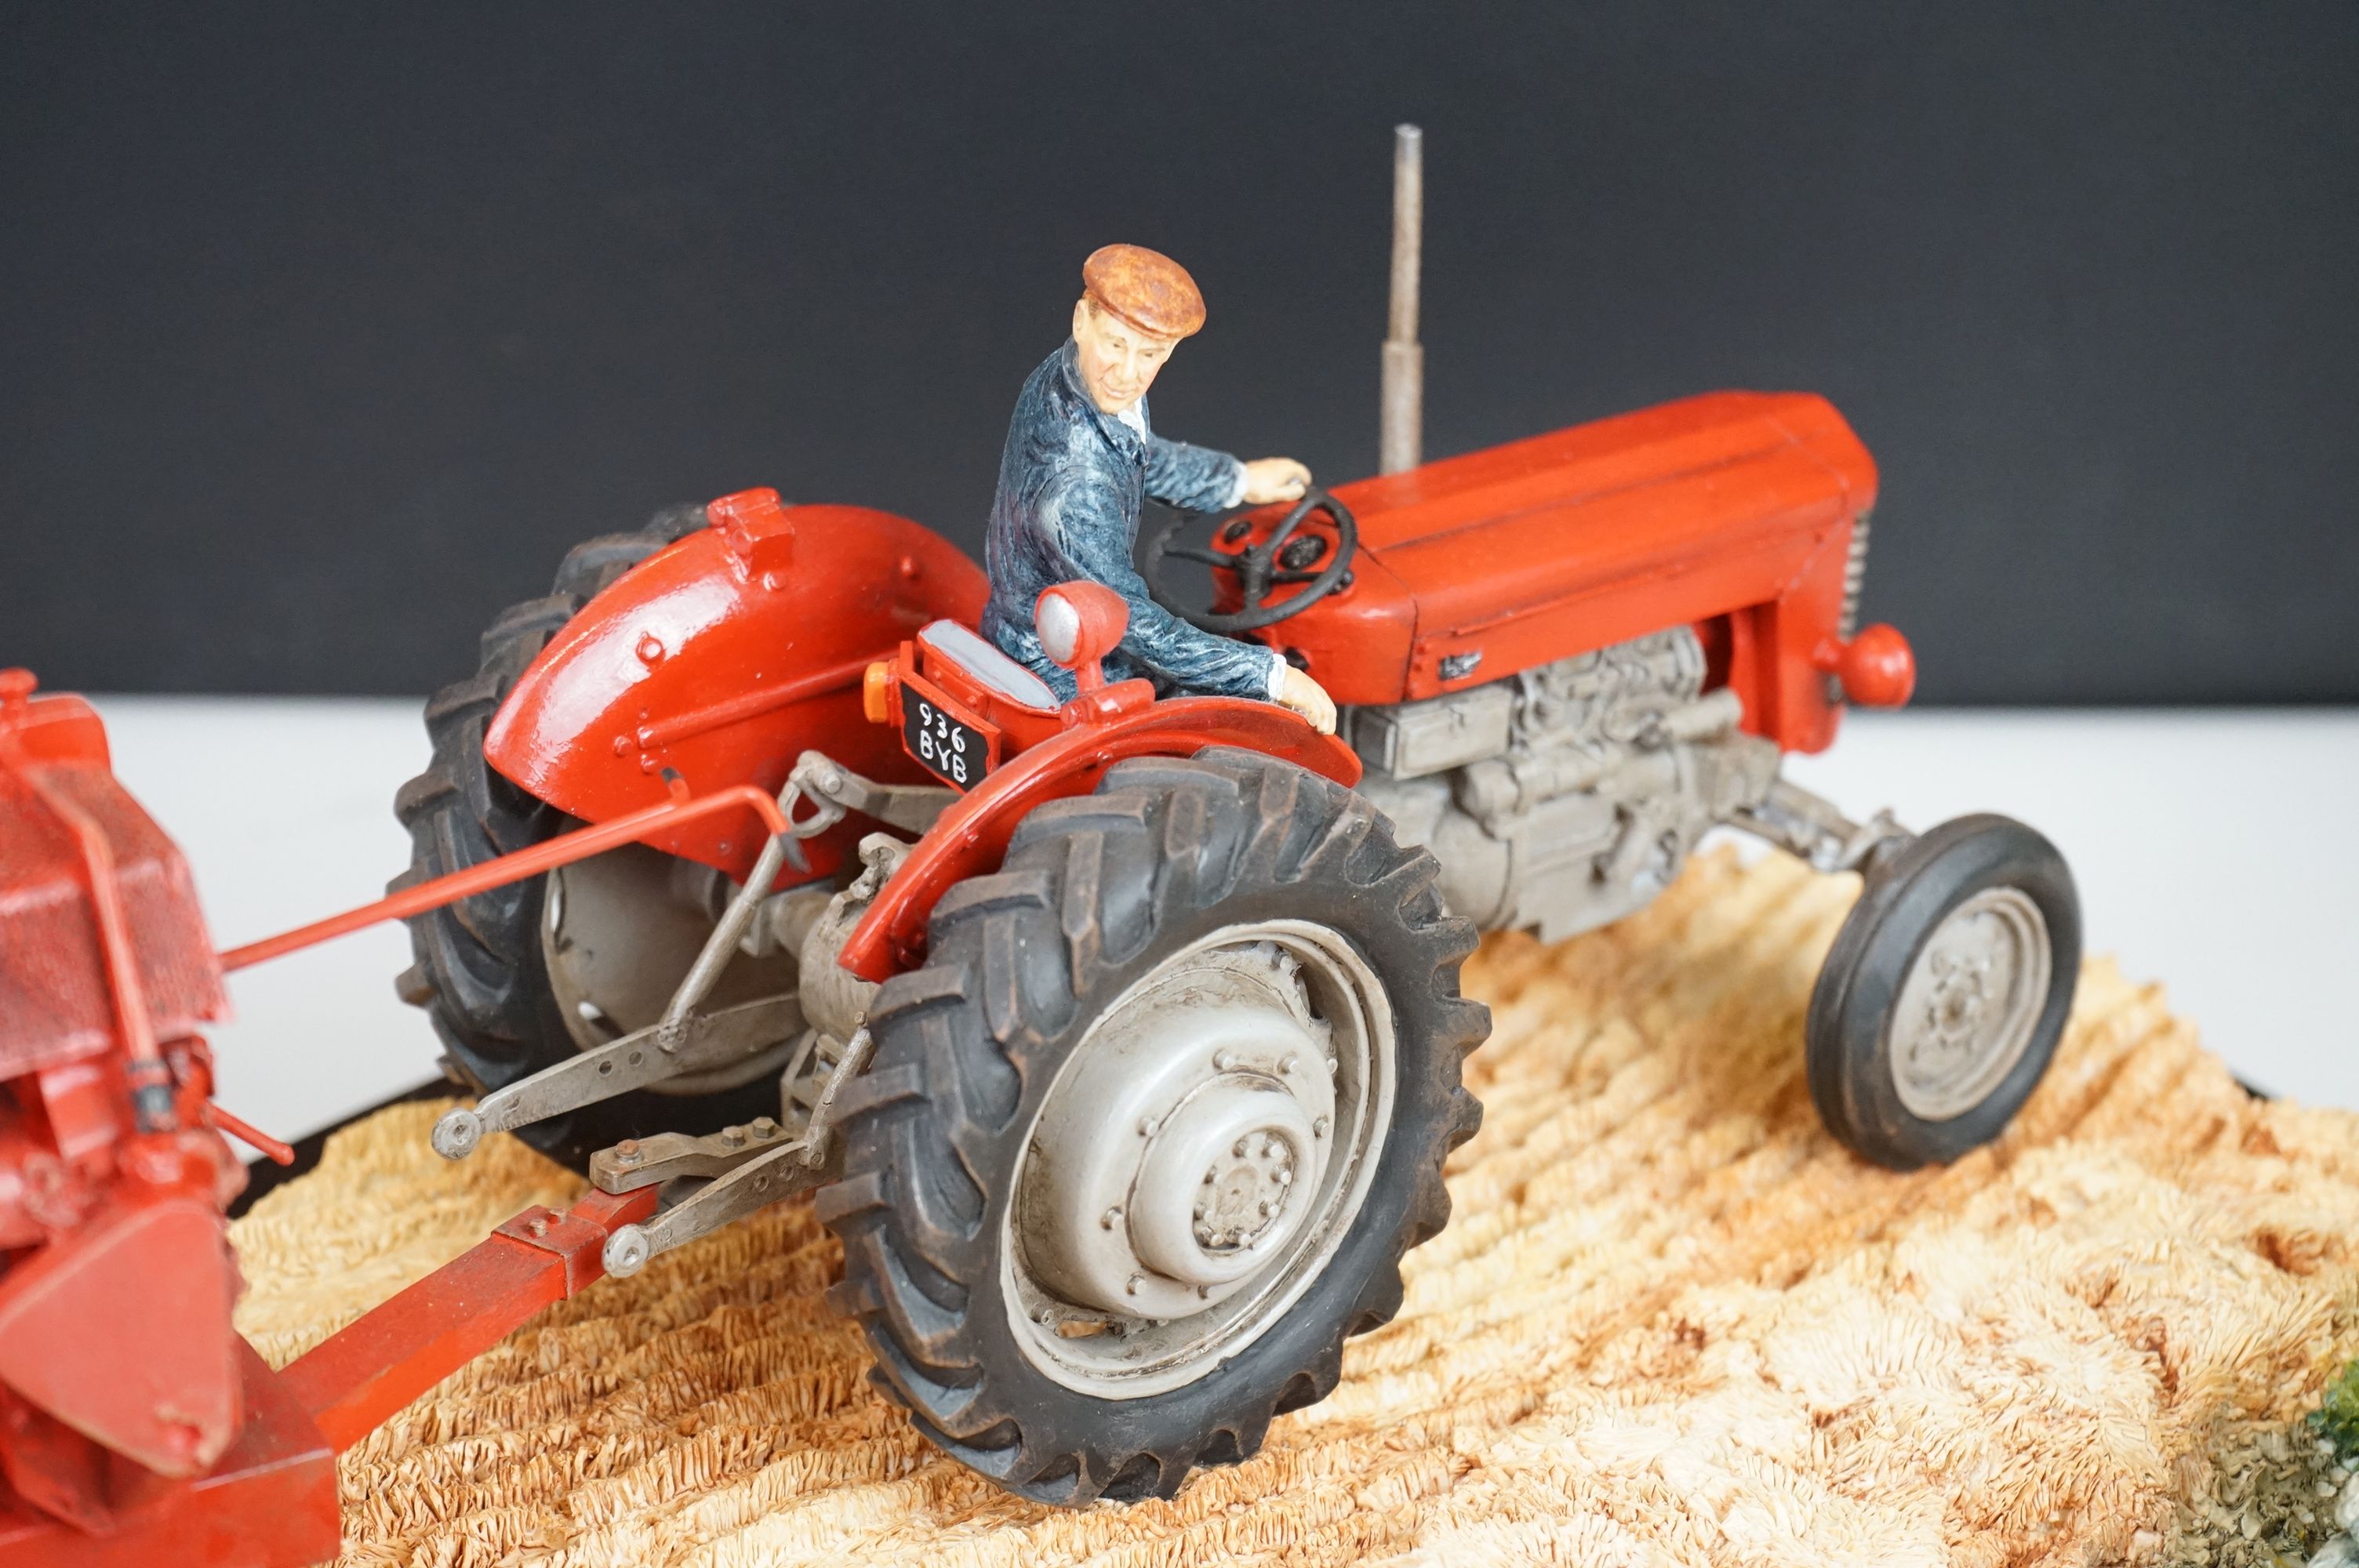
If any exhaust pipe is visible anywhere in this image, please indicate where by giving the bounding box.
[1380,123,1423,476]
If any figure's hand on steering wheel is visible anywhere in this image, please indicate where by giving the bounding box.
[1240,457,1312,506]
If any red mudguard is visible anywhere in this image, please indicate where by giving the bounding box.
[482,489,987,887]
[838,695,1361,982]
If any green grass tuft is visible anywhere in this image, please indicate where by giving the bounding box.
[2309,1358,2359,1463]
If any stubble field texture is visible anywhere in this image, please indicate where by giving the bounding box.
[229,850,2359,1566]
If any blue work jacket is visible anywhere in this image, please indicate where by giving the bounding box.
[980,341,1281,703]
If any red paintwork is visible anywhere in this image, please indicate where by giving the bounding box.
[0,1143,241,1477]
[899,630,1158,765]
[1216,391,1880,752]
[841,691,1361,981]
[1034,582,1129,688]
[0,1345,339,1568]
[0,684,226,1078]
[0,387,1912,1555]
[1821,622,1917,708]
[0,673,258,1552]
[836,580,1303,978]
[0,672,748,1563]
[0,1177,657,1568]
[483,488,987,887]
[0,658,1318,1555]
[481,393,1885,921]
[281,1185,656,1453]
[0,1178,649,1563]
[478,395,1888,979]
[196,1103,293,1169]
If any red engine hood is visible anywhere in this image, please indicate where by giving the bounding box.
[1265,390,1879,751]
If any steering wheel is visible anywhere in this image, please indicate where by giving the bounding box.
[1140,487,1360,634]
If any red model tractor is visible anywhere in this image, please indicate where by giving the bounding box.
[392,389,2081,1504]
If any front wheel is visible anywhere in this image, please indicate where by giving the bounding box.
[817,748,1488,1505]
[1807,813,2081,1169]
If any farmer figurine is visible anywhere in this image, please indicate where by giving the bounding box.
[980,244,1339,734]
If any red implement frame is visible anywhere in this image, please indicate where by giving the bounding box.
[276,1185,658,1451]
[0,759,789,1568]
[0,1185,662,1567]
[0,1346,339,1568]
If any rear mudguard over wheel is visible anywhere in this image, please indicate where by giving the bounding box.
[818,748,1488,1505]
[392,505,782,1170]
[1807,813,2081,1170]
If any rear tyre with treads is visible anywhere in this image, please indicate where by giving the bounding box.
[391,503,780,1171]
[818,746,1488,1505]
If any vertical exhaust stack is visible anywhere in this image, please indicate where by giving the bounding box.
[1380,123,1424,476]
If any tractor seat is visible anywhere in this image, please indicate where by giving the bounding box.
[917,620,1060,711]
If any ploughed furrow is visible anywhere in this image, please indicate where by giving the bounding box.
[233,848,2359,1568]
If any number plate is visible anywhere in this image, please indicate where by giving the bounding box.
[900,682,994,790]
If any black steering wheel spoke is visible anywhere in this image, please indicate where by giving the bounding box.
[1139,488,1361,635]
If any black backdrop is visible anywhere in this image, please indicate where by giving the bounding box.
[2,3,2352,702]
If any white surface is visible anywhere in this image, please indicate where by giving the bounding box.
[1776,709,2358,1106]
[85,698,2359,1149]
[95,697,435,1146]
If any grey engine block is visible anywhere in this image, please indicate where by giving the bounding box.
[1345,629,1779,942]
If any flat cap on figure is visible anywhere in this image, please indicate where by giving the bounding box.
[979,245,1338,733]
[1079,244,1209,339]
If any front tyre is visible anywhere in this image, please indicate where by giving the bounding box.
[817,748,1488,1505]
[1807,813,2080,1170]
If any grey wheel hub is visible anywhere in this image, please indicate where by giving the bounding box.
[542,844,796,1095]
[1187,1125,1298,1254]
[1007,921,1394,1399]
[1890,886,2052,1121]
